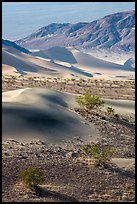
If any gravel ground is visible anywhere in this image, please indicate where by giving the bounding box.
[2,76,135,202]
[2,76,135,100]
[2,107,135,202]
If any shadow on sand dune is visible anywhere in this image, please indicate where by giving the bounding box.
[33,46,77,64]
[2,49,56,75]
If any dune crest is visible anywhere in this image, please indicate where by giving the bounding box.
[2,43,135,80]
[2,88,97,144]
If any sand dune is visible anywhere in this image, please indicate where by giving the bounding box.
[32,46,135,80]
[103,98,135,118]
[33,46,135,72]
[2,46,95,78]
[124,58,135,69]
[69,47,135,80]
[2,46,58,77]
[32,47,77,64]
[2,88,97,144]
[2,45,135,80]
[2,88,134,144]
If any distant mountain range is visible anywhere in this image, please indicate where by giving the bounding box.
[15,10,135,52]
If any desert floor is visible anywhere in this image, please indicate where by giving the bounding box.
[2,76,135,202]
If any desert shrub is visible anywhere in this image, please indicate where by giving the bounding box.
[75,90,80,94]
[114,113,120,119]
[81,144,113,166]
[106,106,115,115]
[76,92,104,110]
[19,167,44,188]
[79,78,84,83]
[71,78,75,81]
[11,75,16,79]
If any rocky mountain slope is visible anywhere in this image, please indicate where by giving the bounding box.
[15,10,135,52]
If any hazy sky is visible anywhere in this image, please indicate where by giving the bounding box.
[2,2,135,41]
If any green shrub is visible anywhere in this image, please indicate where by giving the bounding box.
[71,78,75,81]
[76,92,104,110]
[19,167,44,188]
[114,113,120,119]
[81,144,113,166]
[106,106,115,115]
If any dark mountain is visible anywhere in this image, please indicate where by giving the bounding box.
[15,10,135,52]
[2,39,31,54]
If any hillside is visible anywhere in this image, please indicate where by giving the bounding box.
[15,10,135,52]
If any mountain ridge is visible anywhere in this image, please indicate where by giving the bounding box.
[15,10,135,52]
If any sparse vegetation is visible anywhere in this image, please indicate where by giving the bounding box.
[114,113,120,119]
[81,144,113,166]
[2,76,135,101]
[19,167,44,189]
[106,106,115,115]
[76,92,104,110]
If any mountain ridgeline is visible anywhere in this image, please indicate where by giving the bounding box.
[15,10,135,52]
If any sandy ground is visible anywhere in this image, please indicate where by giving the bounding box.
[2,87,135,202]
[111,158,135,169]
[84,48,135,65]
[2,46,58,77]
[2,88,134,144]
[2,76,135,101]
[2,45,135,202]
[102,98,135,118]
[2,46,135,80]
[2,88,97,144]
